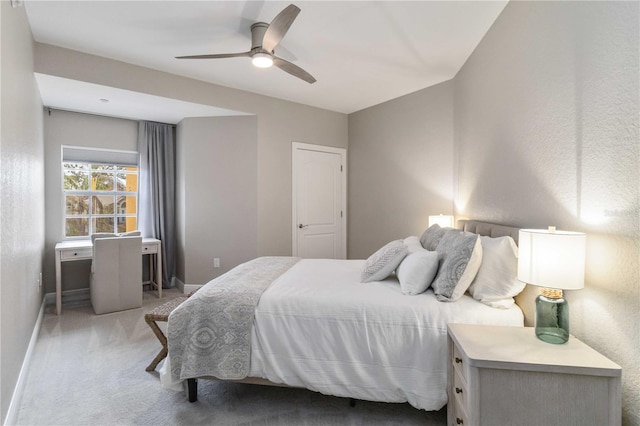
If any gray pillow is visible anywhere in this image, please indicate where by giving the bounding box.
[431,231,483,302]
[419,224,449,251]
[361,240,409,283]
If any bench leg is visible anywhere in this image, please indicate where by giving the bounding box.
[187,378,198,402]
[146,347,168,372]
[144,316,168,371]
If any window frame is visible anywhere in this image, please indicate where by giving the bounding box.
[62,160,139,240]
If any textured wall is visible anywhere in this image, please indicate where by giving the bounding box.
[34,44,348,258]
[176,116,258,285]
[0,2,45,422]
[42,110,138,293]
[348,81,454,258]
[454,2,639,423]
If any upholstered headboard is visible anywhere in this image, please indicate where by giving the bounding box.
[456,219,538,326]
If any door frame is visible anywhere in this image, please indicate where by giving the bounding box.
[292,142,347,258]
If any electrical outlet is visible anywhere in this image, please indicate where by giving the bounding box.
[213,258,220,268]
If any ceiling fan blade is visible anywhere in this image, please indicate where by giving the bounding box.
[262,4,300,52]
[273,57,316,84]
[175,52,251,60]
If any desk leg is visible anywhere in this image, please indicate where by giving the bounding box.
[156,243,162,299]
[55,250,62,315]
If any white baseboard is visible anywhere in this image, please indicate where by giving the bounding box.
[44,288,89,306]
[172,277,202,295]
[4,296,46,426]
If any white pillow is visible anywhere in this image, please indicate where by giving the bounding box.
[396,249,439,295]
[361,240,409,283]
[403,236,423,253]
[468,236,525,309]
[118,230,141,237]
[431,231,483,302]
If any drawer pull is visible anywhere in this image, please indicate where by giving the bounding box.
[73,252,78,256]
[455,357,462,364]
[456,418,464,424]
[455,387,463,394]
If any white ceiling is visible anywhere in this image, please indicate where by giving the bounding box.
[25,1,508,118]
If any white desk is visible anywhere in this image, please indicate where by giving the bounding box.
[55,238,162,315]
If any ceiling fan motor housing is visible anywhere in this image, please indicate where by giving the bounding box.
[250,22,270,52]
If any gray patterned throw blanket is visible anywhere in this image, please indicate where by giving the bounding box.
[167,256,301,381]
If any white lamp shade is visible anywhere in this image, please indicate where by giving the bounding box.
[428,214,454,228]
[517,229,586,290]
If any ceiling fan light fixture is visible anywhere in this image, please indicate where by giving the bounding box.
[252,53,273,68]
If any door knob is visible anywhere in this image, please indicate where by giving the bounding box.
[298,224,308,229]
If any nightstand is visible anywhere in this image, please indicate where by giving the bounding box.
[447,324,621,426]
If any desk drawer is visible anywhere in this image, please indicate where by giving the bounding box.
[142,244,158,254]
[60,248,92,260]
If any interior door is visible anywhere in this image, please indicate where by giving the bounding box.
[293,143,346,259]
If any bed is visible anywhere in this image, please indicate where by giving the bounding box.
[162,220,536,412]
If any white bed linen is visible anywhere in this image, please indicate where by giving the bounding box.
[248,259,524,411]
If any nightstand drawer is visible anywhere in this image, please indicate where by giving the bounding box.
[452,364,468,410]
[59,248,92,259]
[452,342,468,381]
[452,395,468,426]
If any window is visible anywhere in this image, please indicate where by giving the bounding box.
[63,162,138,238]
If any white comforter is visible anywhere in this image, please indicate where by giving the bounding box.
[248,259,524,411]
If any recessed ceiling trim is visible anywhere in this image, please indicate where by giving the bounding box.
[35,73,253,124]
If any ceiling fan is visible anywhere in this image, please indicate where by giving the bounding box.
[176,4,316,84]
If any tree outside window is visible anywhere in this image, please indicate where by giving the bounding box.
[63,162,138,238]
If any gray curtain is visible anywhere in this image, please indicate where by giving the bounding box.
[138,121,176,288]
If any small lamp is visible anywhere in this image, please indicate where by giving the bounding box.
[517,227,586,344]
[428,214,454,228]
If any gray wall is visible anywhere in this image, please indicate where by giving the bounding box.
[43,110,138,293]
[348,81,454,258]
[34,43,349,259]
[176,116,258,285]
[454,2,639,423]
[0,2,45,423]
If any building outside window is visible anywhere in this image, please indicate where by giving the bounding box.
[63,162,138,238]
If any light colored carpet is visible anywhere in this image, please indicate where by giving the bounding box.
[15,290,448,425]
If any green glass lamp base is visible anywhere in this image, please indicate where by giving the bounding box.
[535,327,570,344]
[535,291,570,344]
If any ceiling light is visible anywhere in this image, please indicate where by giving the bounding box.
[252,53,273,68]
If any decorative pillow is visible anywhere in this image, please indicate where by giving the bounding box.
[396,249,439,295]
[403,236,423,253]
[419,224,449,251]
[468,236,525,309]
[90,233,118,244]
[118,230,141,237]
[431,231,483,302]
[91,231,141,244]
[361,240,409,283]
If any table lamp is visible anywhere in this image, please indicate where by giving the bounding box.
[517,227,586,344]
[428,214,454,228]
